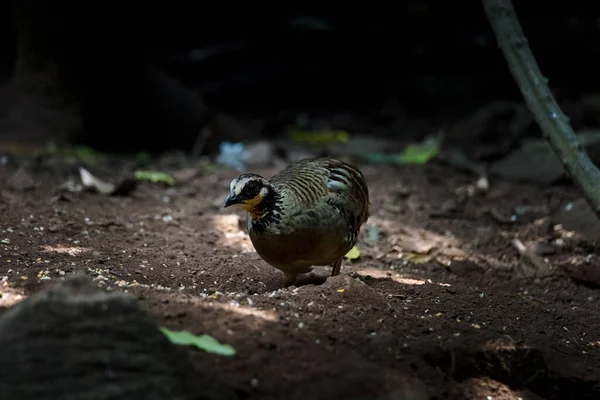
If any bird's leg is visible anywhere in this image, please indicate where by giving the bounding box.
[331,259,342,276]
[283,272,298,287]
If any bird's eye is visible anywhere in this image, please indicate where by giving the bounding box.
[245,181,262,197]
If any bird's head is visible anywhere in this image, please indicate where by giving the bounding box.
[224,173,273,212]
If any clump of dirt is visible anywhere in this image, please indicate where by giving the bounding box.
[0,157,599,399]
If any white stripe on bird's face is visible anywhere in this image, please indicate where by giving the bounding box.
[228,174,271,212]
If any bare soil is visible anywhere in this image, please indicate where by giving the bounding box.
[1,156,599,399]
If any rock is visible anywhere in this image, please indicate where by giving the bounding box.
[489,139,566,185]
[490,130,600,185]
[0,274,237,400]
[562,262,600,288]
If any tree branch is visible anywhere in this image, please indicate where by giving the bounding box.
[482,0,600,217]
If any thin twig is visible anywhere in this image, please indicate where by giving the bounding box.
[482,0,600,218]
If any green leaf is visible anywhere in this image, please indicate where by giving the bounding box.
[160,327,236,356]
[367,134,442,165]
[397,138,440,165]
[401,251,434,264]
[134,170,176,185]
[344,245,361,260]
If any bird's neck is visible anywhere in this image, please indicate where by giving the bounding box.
[248,188,282,233]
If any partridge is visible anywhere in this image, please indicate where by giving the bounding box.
[224,157,370,287]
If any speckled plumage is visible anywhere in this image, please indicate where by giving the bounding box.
[224,157,370,287]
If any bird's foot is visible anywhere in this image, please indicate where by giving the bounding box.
[283,272,298,288]
[331,259,342,276]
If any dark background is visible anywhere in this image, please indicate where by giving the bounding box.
[1,1,600,153]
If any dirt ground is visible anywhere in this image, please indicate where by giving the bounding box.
[1,156,599,400]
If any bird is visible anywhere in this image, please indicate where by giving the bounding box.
[223,157,370,287]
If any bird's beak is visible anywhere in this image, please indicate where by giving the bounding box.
[224,191,241,208]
